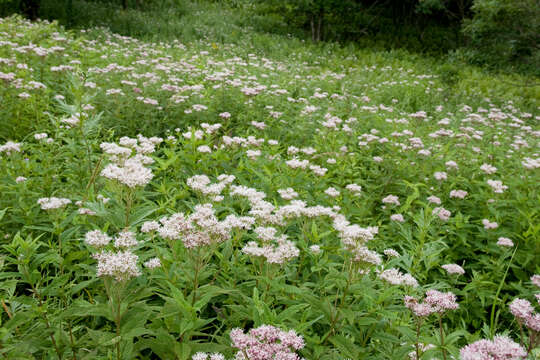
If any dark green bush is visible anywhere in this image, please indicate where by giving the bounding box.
[462,0,540,74]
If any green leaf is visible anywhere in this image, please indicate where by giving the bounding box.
[329,335,365,358]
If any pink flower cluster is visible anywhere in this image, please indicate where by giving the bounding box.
[93,250,141,282]
[100,135,162,188]
[382,195,400,206]
[156,204,243,248]
[242,235,300,264]
[482,219,498,230]
[449,189,468,199]
[441,263,465,275]
[85,229,147,282]
[460,335,526,360]
[230,325,305,360]
[379,268,418,287]
[404,290,459,317]
[432,207,451,221]
[509,298,540,332]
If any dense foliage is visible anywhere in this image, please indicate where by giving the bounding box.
[0,6,539,360]
[462,0,540,73]
[1,0,538,72]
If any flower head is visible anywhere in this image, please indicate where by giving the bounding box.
[509,298,534,321]
[441,263,465,276]
[496,237,514,247]
[460,335,526,360]
[230,325,304,360]
[93,250,141,282]
[85,230,111,248]
[144,257,161,269]
[37,197,71,210]
[101,158,153,188]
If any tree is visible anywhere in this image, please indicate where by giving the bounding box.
[462,0,540,71]
[20,0,40,19]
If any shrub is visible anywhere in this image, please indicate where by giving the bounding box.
[462,0,540,74]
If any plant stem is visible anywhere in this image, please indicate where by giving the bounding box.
[191,248,201,307]
[438,314,446,360]
[527,331,538,355]
[124,189,133,228]
[23,267,62,360]
[68,320,77,360]
[264,262,272,302]
[415,319,421,360]
[116,297,121,360]
[105,278,123,360]
[323,260,354,344]
[489,246,517,337]
[83,155,103,199]
[78,125,92,177]
[517,321,525,348]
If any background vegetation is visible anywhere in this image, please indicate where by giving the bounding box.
[0,0,539,74]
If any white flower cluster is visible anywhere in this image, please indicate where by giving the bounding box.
[310,245,322,254]
[324,187,340,197]
[140,221,160,233]
[100,135,161,188]
[93,250,141,282]
[201,123,222,134]
[254,226,278,242]
[84,230,112,247]
[382,195,400,206]
[441,263,465,275]
[192,352,225,360]
[333,214,381,266]
[243,226,299,264]
[221,135,264,148]
[155,204,248,248]
[497,237,514,247]
[482,219,498,230]
[434,171,447,181]
[242,238,299,264]
[379,268,418,287]
[0,141,21,155]
[480,163,497,174]
[187,174,235,199]
[427,195,441,205]
[34,133,48,140]
[522,157,540,169]
[37,197,71,210]
[78,208,96,216]
[433,207,451,221]
[85,229,147,281]
[449,189,468,199]
[408,343,435,360]
[277,187,298,200]
[144,257,161,269]
[114,231,138,248]
[101,158,154,188]
[153,177,379,266]
[61,112,85,127]
[229,185,337,226]
[286,158,309,169]
[383,248,400,258]
[345,183,362,195]
[487,179,508,193]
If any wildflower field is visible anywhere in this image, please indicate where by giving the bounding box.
[0,8,539,360]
